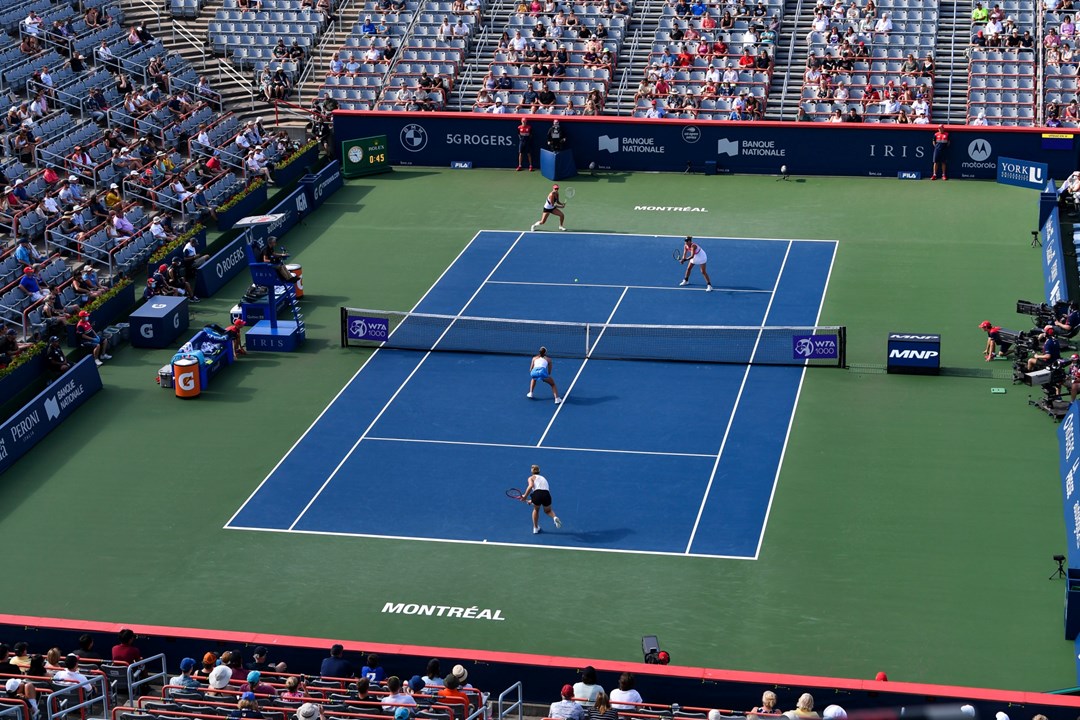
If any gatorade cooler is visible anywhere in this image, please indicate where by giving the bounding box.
[287,264,303,298]
[173,357,201,398]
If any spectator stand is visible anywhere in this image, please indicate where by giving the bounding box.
[1038,0,1078,127]
[318,0,420,111]
[462,0,624,116]
[963,0,1037,124]
[794,0,940,122]
[634,0,775,119]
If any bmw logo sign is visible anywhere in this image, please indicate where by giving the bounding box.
[400,124,429,152]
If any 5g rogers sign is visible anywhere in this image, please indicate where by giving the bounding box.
[195,236,251,298]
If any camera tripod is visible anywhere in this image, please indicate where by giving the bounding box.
[1032,230,1042,248]
[1052,556,1067,580]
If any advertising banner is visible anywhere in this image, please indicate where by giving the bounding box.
[1043,207,1067,307]
[334,112,1080,179]
[195,235,251,298]
[0,357,102,475]
[1060,403,1080,570]
[997,156,1050,190]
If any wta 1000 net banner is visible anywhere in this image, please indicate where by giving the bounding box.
[1061,402,1080,571]
[339,307,846,367]
[333,112,1080,179]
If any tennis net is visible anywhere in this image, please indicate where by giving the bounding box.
[340,308,846,367]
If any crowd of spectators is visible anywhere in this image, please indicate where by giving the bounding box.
[0,633,1055,720]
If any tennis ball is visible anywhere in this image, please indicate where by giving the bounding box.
[574,278,579,282]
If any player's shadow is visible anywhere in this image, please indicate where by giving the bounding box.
[563,394,619,406]
[560,527,634,544]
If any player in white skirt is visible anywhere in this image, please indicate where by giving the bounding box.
[678,235,713,292]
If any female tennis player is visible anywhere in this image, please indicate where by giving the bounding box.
[678,235,713,292]
[531,184,567,231]
[523,464,561,534]
[527,346,561,404]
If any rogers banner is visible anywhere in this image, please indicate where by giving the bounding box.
[333,112,1080,179]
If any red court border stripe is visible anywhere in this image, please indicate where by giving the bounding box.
[0,613,1077,707]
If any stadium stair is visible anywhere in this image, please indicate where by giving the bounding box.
[764,0,803,119]
[119,0,313,127]
[607,0,664,115]
[296,1,367,111]
[446,0,513,110]
[932,0,969,124]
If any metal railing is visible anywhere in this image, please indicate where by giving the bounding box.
[777,0,803,118]
[1037,2,1045,125]
[45,675,110,720]
[496,682,523,720]
[129,654,169,701]
[0,700,29,720]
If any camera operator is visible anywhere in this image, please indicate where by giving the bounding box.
[979,320,1012,360]
[1027,325,1062,371]
[1056,301,1080,337]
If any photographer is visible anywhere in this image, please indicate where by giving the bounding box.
[1027,325,1062,371]
[547,119,567,151]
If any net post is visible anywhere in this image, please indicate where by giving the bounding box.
[838,326,847,368]
[340,307,347,348]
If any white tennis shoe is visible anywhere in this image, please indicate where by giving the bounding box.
[530,223,539,231]
[554,516,562,528]
[706,285,713,292]
[526,392,533,398]
[559,226,566,231]
[554,397,561,404]
[533,526,541,534]
[679,279,689,286]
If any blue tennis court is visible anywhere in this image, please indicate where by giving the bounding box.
[226,230,836,558]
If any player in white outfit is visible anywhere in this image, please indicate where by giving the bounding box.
[678,235,712,291]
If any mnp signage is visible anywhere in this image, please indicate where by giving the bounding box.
[195,235,251,298]
[1043,207,1067,307]
[886,332,941,375]
[333,112,1080,179]
[0,357,102,475]
[997,156,1050,190]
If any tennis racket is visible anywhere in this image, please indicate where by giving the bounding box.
[563,187,575,200]
[673,249,685,262]
[506,487,525,501]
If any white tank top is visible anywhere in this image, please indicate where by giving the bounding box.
[531,356,550,370]
[532,474,549,491]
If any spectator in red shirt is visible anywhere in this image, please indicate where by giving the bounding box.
[676,48,693,66]
[438,674,470,720]
[111,629,142,665]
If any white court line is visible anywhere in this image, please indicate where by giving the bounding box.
[535,286,629,448]
[752,242,839,560]
[224,523,756,560]
[487,280,771,294]
[365,435,716,459]
[521,230,839,245]
[683,240,794,555]
[223,230,486,529]
[285,232,526,531]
